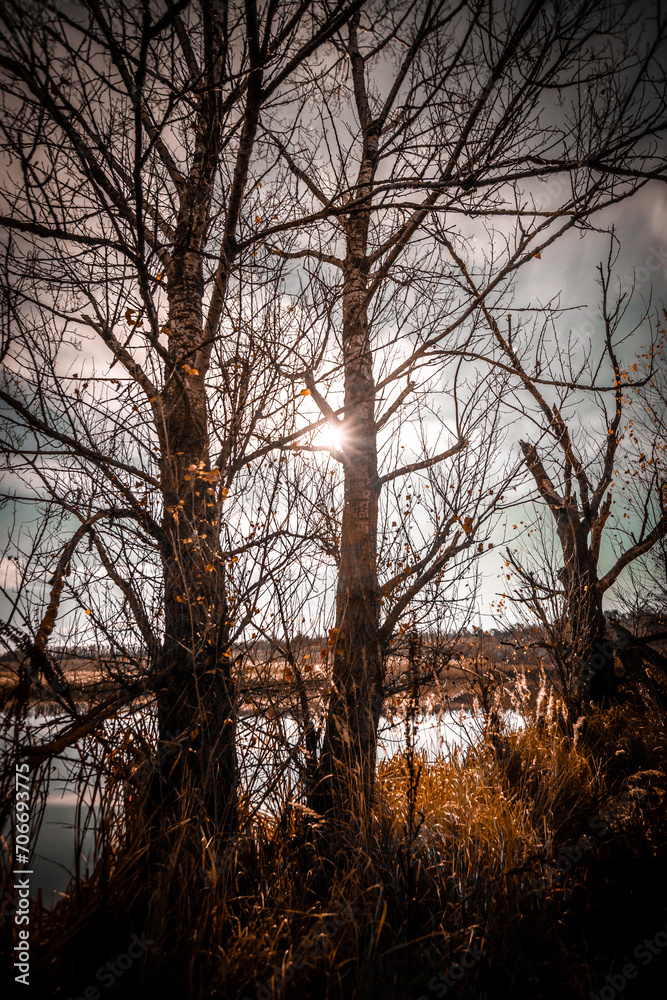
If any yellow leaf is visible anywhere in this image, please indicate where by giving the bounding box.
[535,252,541,259]
[155,273,162,281]
[149,396,157,403]
[300,388,311,396]
[205,563,215,572]
[84,609,91,615]
[175,595,185,603]
[255,216,261,223]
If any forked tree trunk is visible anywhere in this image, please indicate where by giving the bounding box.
[520,440,617,708]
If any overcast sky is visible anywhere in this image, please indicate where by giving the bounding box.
[472,179,667,626]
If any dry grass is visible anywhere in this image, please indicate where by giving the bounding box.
[21,691,667,1000]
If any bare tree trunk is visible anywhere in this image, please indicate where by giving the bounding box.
[560,527,615,706]
[152,152,238,835]
[315,261,383,825]
[520,441,616,709]
[155,380,238,835]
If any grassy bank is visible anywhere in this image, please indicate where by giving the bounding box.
[21,689,667,1000]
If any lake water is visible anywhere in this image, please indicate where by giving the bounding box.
[16,707,520,906]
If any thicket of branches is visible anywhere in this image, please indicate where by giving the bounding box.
[0,0,666,898]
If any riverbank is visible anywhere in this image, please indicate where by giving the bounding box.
[21,693,667,1000]
[0,635,554,717]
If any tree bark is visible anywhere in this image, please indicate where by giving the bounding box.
[150,86,239,837]
[314,258,383,826]
[154,355,239,836]
[521,441,616,707]
[313,18,386,827]
[559,525,616,706]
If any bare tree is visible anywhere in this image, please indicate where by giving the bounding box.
[263,0,667,821]
[1,0,667,848]
[498,244,667,707]
[0,0,365,850]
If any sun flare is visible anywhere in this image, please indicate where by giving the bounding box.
[321,422,344,453]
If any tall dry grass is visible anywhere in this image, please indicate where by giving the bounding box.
[23,689,667,1000]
